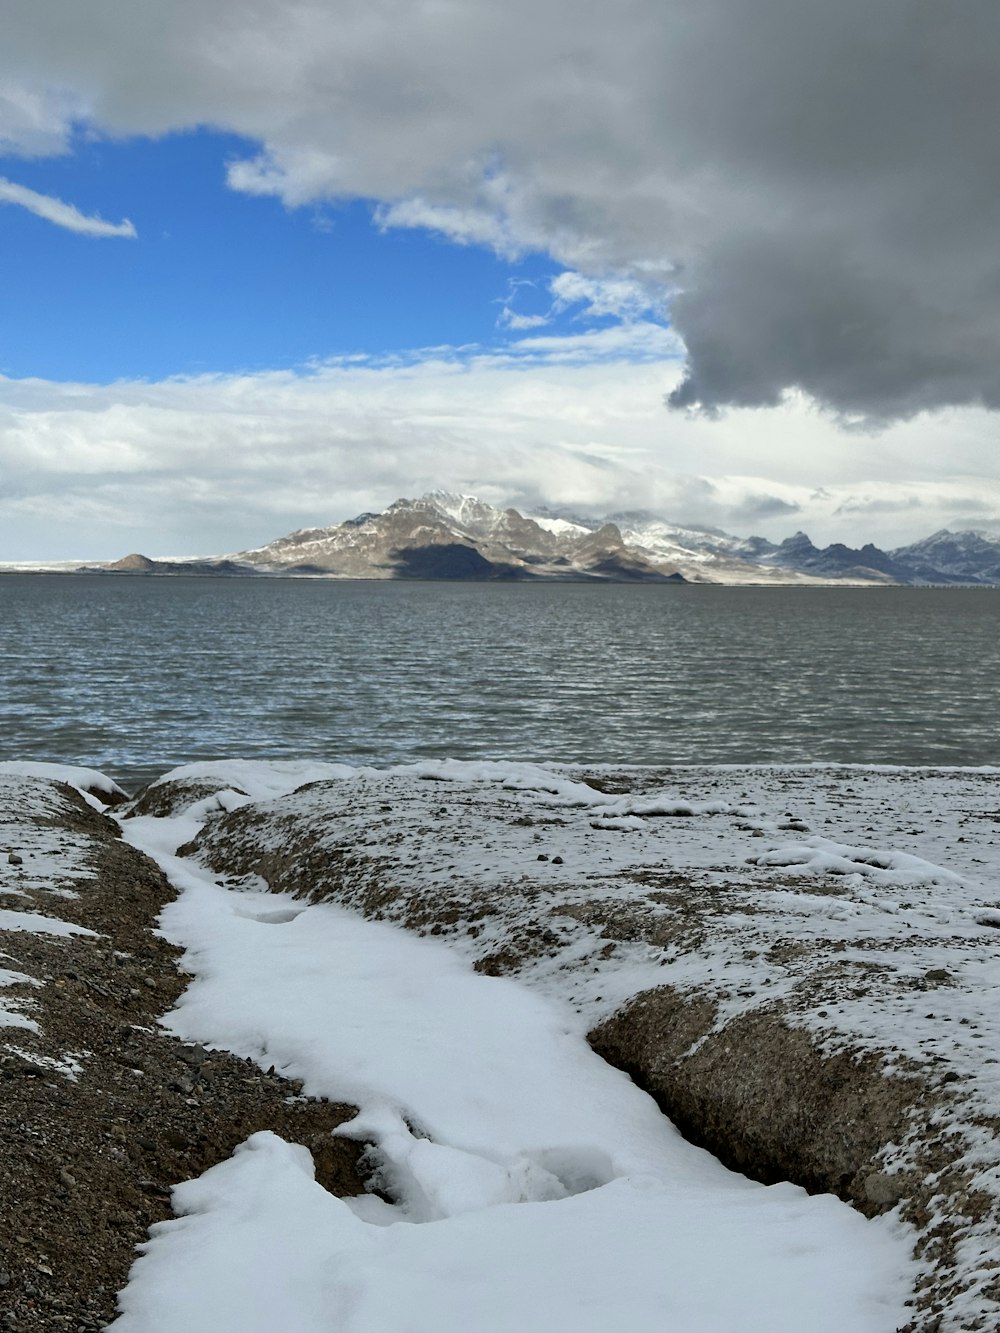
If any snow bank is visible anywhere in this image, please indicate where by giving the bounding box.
[0,761,128,806]
[111,766,918,1333]
[157,758,1000,1330]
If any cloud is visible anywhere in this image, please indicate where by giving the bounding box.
[0,176,136,237]
[4,2,1000,419]
[729,494,802,523]
[4,333,1000,561]
[549,271,665,323]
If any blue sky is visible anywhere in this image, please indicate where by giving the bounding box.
[0,130,587,383]
[1,0,998,560]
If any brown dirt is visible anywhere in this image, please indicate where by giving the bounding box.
[589,985,927,1204]
[0,783,364,1333]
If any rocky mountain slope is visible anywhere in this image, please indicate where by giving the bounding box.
[233,492,687,582]
[67,491,1000,584]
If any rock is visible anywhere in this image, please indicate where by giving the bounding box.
[924,968,954,985]
[176,1044,209,1068]
[7,852,23,866]
[864,1171,908,1206]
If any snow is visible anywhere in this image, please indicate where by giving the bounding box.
[147,758,358,803]
[0,772,107,899]
[0,961,41,1031]
[113,1132,906,1333]
[0,760,128,805]
[111,765,916,1333]
[0,907,97,937]
[527,514,593,538]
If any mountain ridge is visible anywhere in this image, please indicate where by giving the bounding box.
[43,491,1000,585]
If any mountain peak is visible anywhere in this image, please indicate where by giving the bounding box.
[211,493,1000,585]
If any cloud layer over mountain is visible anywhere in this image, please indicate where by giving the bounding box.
[3,0,1000,421]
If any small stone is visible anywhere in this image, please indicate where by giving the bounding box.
[924,968,953,985]
[58,1166,77,1188]
[142,976,157,990]
[0,1270,11,1288]
[536,853,549,861]
[551,855,564,865]
[7,852,22,866]
[863,1171,907,1206]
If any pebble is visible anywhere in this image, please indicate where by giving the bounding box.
[7,852,22,866]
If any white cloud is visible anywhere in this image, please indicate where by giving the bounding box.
[2,336,1000,560]
[375,195,522,260]
[0,175,136,237]
[549,271,666,323]
[498,309,550,331]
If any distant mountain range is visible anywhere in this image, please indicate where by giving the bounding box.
[61,491,1000,584]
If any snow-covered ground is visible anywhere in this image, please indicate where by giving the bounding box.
[0,768,110,1033]
[8,757,1000,1329]
[104,759,933,1332]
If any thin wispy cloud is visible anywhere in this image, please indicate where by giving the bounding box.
[0,176,136,238]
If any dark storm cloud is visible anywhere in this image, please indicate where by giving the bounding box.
[1,1,1000,420]
[660,0,1000,421]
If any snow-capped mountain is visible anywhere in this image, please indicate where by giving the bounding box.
[85,493,1000,584]
[235,492,686,582]
[890,530,1000,585]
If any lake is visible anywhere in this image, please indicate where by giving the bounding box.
[2,575,998,793]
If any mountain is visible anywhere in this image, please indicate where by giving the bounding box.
[235,492,685,582]
[890,530,1000,585]
[757,532,903,583]
[74,495,1000,585]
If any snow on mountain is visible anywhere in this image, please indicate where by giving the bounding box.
[234,494,686,582]
[88,495,1000,584]
[891,530,1000,585]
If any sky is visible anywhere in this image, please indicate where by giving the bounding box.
[2,0,1000,560]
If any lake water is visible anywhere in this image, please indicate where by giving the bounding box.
[2,575,999,793]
